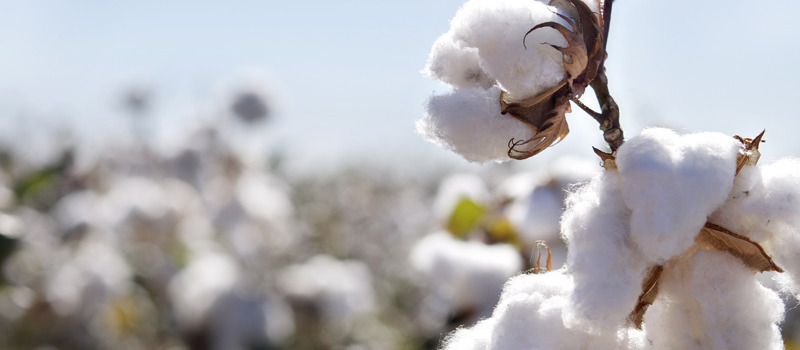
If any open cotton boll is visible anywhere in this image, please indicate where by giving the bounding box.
[168,248,240,329]
[645,250,784,350]
[410,232,522,318]
[417,86,534,163]
[714,158,800,294]
[616,128,740,264]
[561,171,651,332]
[448,0,568,99]
[444,270,641,350]
[424,33,495,89]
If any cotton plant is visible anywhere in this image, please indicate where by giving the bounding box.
[417,0,798,348]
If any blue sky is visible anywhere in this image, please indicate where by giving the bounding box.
[1,0,799,168]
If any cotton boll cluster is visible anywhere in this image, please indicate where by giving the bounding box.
[0,72,457,349]
[441,127,800,349]
[418,0,573,163]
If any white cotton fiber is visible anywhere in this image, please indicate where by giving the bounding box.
[410,232,522,317]
[448,0,568,99]
[442,318,495,350]
[711,158,800,294]
[417,86,535,163]
[561,171,651,332]
[443,270,642,350]
[424,33,495,90]
[645,250,784,350]
[616,128,740,264]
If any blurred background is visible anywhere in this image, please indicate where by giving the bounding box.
[0,0,799,349]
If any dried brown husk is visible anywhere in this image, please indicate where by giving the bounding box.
[500,85,571,159]
[734,130,765,174]
[628,265,663,329]
[502,0,605,160]
[696,222,783,273]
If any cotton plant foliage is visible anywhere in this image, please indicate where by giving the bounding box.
[439,128,796,349]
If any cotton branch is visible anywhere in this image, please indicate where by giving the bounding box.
[589,0,624,152]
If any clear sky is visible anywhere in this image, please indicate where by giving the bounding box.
[1,0,799,169]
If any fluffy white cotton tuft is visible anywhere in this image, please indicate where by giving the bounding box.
[561,171,651,332]
[410,232,522,318]
[711,158,800,294]
[417,86,534,163]
[645,250,784,350]
[616,128,740,264]
[442,270,645,350]
[424,33,495,90]
[448,0,568,99]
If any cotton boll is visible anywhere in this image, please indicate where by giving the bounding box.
[718,159,800,239]
[561,171,651,332]
[410,232,522,320]
[445,270,638,350]
[424,33,495,89]
[442,318,495,350]
[449,0,568,99]
[168,248,241,329]
[646,250,784,350]
[727,159,800,293]
[417,86,535,163]
[506,184,562,243]
[45,237,133,317]
[277,255,375,322]
[236,170,294,223]
[616,128,740,264]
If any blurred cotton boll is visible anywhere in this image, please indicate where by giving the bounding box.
[409,231,522,329]
[44,235,133,318]
[277,255,375,323]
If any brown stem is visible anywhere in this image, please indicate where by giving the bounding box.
[590,71,623,151]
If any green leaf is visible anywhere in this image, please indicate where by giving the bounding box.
[446,197,486,238]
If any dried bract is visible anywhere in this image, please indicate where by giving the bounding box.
[502,0,606,159]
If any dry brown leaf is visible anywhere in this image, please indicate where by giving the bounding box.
[628,265,663,329]
[696,222,783,273]
[734,130,765,174]
[500,85,571,160]
[592,147,616,169]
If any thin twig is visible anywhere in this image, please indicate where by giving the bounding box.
[570,96,603,122]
